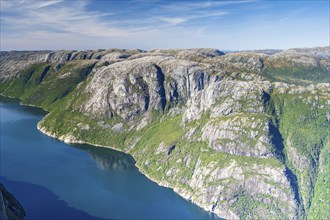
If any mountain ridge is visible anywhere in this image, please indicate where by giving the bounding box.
[0,46,329,219]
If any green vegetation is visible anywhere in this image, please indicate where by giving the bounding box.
[262,60,330,84]
[272,93,329,216]
[233,189,286,220]
[1,54,329,220]
[0,63,50,97]
[1,61,96,110]
[39,109,128,150]
[308,142,330,219]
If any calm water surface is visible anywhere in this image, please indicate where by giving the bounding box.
[0,97,219,220]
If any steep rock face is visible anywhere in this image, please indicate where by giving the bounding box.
[183,80,271,123]
[81,56,170,120]
[270,88,330,216]
[1,47,329,219]
[79,55,218,123]
[0,184,25,220]
[201,116,273,157]
[183,161,297,219]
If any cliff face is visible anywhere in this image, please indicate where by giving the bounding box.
[1,46,329,219]
[0,184,25,220]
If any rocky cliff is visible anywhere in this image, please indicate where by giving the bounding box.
[1,46,329,219]
[0,184,25,220]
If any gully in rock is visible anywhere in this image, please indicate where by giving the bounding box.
[0,46,329,219]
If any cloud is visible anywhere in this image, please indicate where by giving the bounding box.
[158,17,187,25]
[0,0,252,50]
[30,0,64,9]
[1,0,132,38]
[2,0,325,51]
[159,0,255,13]
[206,11,228,17]
[1,0,64,11]
[1,0,230,40]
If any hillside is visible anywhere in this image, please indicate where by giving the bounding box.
[0,46,329,219]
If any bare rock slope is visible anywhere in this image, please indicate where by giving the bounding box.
[1,46,329,219]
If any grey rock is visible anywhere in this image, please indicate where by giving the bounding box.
[1,46,329,220]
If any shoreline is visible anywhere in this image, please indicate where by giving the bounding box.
[0,94,220,219]
[36,115,220,219]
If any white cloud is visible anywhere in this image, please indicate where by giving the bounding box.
[1,0,135,38]
[0,0,236,50]
[206,11,228,17]
[158,17,187,25]
[2,0,325,51]
[31,0,64,9]
[1,0,64,11]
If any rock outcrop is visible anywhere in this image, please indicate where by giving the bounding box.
[1,46,329,219]
[0,184,25,220]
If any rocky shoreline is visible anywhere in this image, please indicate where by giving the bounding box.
[36,114,222,219]
[1,47,329,219]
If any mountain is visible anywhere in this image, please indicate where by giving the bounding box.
[1,46,329,219]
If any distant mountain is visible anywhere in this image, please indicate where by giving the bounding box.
[239,49,283,55]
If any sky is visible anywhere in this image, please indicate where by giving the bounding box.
[0,0,329,51]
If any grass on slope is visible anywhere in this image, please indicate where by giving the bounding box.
[308,141,330,219]
[273,93,329,214]
[262,60,330,85]
[1,61,96,110]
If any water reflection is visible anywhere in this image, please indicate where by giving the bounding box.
[0,177,105,220]
[1,98,221,219]
[73,144,136,171]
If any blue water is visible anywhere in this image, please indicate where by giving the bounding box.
[0,97,219,220]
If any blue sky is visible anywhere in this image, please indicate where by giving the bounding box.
[0,0,329,51]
